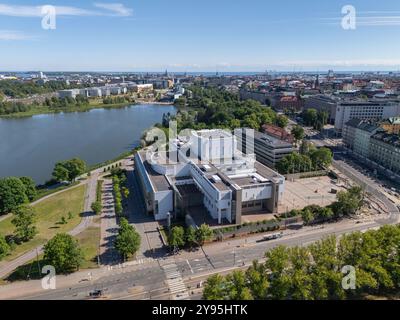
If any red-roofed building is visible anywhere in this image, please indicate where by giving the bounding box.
[262,124,294,144]
[275,95,304,112]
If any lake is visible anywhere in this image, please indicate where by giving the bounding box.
[0,104,176,184]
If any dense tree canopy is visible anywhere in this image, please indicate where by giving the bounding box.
[0,80,73,98]
[203,225,400,300]
[276,147,333,174]
[173,86,279,131]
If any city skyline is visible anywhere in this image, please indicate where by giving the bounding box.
[1,0,400,72]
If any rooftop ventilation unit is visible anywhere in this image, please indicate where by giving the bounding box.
[211,175,222,183]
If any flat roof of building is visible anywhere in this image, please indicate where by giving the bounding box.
[253,130,293,148]
[138,151,171,192]
[195,129,233,139]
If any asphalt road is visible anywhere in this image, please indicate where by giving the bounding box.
[5,212,396,300]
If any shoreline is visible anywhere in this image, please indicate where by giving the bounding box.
[0,101,175,119]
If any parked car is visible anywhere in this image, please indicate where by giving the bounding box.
[89,290,103,298]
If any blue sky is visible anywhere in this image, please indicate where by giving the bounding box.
[1,0,400,72]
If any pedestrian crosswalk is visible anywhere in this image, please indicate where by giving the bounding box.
[162,263,189,300]
[105,258,155,271]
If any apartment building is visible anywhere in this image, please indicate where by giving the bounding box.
[370,132,400,174]
[235,128,294,169]
[334,100,400,133]
[342,119,380,158]
[304,95,338,124]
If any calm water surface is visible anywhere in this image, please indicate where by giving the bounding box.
[0,104,176,184]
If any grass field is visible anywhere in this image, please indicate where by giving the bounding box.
[2,194,100,283]
[75,216,101,269]
[0,185,86,262]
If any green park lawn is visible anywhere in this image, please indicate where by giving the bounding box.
[0,184,86,263]
[2,216,101,283]
[75,217,101,269]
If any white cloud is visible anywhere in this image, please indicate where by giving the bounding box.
[93,3,133,17]
[0,30,35,40]
[0,4,42,17]
[322,11,400,27]
[0,3,133,18]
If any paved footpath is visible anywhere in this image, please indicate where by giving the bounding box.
[99,178,120,265]
[0,173,98,280]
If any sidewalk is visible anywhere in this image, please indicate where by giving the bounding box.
[99,178,120,265]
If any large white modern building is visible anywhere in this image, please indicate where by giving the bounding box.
[135,129,285,225]
[335,100,400,133]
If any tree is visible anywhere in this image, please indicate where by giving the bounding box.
[299,140,316,155]
[115,218,141,261]
[310,147,333,169]
[291,125,305,143]
[122,187,130,198]
[203,274,228,300]
[264,246,292,299]
[185,226,197,249]
[91,201,102,215]
[242,114,260,130]
[0,177,29,215]
[276,152,313,174]
[195,224,213,246]
[301,208,314,225]
[334,186,363,217]
[316,111,329,131]
[245,261,269,299]
[11,205,37,242]
[287,246,313,300]
[43,233,83,273]
[53,158,86,182]
[337,232,384,295]
[308,236,345,299]
[275,115,289,128]
[19,177,37,201]
[226,270,254,300]
[302,109,318,126]
[168,226,185,250]
[52,164,69,182]
[0,235,10,260]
